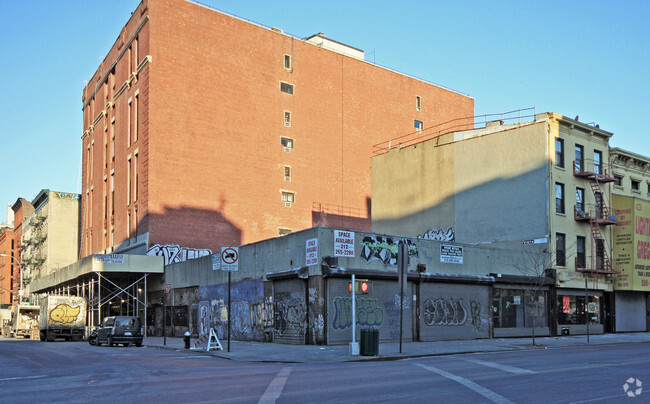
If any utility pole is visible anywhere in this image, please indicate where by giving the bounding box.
[397,241,408,354]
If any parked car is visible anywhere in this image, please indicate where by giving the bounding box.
[87,327,98,345]
[94,316,143,347]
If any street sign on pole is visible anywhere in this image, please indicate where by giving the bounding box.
[221,247,239,272]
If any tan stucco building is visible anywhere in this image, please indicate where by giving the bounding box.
[372,111,618,335]
[22,190,80,297]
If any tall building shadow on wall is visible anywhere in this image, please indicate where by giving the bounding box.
[312,198,371,231]
[372,163,550,244]
[138,204,242,265]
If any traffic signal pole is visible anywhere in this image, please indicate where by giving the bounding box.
[350,273,359,355]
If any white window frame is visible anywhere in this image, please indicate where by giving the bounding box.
[280,82,294,95]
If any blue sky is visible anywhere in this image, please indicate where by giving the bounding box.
[1,0,648,223]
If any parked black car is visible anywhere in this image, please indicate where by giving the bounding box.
[94,316,143,347]
[87,328,98,345]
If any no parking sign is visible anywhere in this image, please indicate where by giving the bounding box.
[221,247,239,272]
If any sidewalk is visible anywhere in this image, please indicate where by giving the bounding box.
[143,332,650,363]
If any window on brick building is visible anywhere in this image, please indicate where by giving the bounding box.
[284,54,292,70]
[416,96,421,111]
[284,166,291,182]
[280,82,294,95]
[127,97,132,148]
[134,151,139,202]
[134,92,139,143]
[414,120,423,133]
[281,137,294,151]
[279,228,292,236]
[127,156,131,205]
[284,111,291,127]
[111,171,115,216]
[281,191,295,203]
[104,177,108,224]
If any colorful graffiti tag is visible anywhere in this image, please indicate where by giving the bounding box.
[359,235,418,266]
[332,296,384,330]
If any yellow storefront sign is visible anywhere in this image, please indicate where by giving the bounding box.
[613,195,650,291]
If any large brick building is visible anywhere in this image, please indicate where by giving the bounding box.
[80,0,473,262]
[0,199,34,306]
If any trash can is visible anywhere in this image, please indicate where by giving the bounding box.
[360,328,379,356]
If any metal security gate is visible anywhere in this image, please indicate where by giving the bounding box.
[273,279,307,344]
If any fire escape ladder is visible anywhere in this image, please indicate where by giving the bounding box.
[586,177,615,277]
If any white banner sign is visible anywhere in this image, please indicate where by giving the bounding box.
[306,238,318,266]
[334,230,355,257]
[440,245,463,264]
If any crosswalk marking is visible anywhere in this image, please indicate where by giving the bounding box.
[464,358,534,374]
[258,367,292,404]
[416,363,515,404]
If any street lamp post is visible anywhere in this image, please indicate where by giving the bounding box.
[0,253,23,304]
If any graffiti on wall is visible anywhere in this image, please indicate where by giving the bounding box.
[418,226,455,242]
[146,244,212,265]
[197,279,269,341]
[359,235,418,266]
[274,292,306,337]
[332,296,384,330]
[422,297,481,329]
[383,301,400,339]
[198,297,274,339]
[251,298,274,330]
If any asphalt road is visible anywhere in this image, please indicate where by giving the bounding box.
[1,337,649,403]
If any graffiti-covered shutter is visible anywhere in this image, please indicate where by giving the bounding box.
[273,279,307,344]
[419,283,489,341]
[327,278,413,345]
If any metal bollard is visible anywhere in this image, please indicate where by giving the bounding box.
[184,331,191,349]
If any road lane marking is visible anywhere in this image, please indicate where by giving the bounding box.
[258,367,292,404]
[0,375,48,382]
[464,358,534,374]
[416,363,515,404]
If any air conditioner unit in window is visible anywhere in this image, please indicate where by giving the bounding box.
[285,202,292,207]
[284,176,291,182]
[283,147,291,153]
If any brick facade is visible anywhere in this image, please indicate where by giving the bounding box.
[80,0,474,258]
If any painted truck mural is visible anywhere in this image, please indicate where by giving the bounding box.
[39,295,87,341]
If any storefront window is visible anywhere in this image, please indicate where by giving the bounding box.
[557,295,601,325]
[492,289,548,328]
[524,290,547,327]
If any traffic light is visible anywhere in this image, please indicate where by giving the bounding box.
[348,279,372,294]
